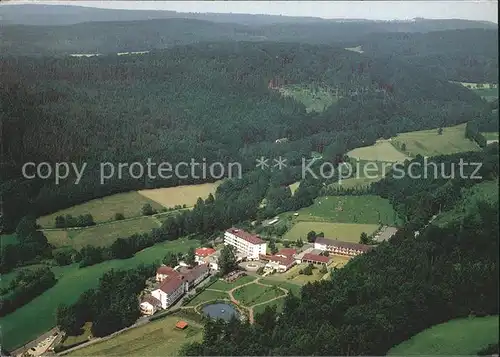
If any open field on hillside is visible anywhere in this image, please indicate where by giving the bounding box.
[138,182,220,208]
[347,141,410,162]
[392,123,480,157]
[453,82,498,89]
[68,314,203,356]
[288,182,300,195]
[482,132,499,141]
[281,195,401,226]
[434,180,499,227]
[2,238,200,351]
[388,316,499,355]
[344,45,364,53]
[278,84,338,113]
[233,284,285,306]
[37,191,163,227]
[284,222,379,242]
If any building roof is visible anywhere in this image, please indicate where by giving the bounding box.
[156,265,180,276]
[141,295,161,307]
[176,320,188,329]
[157,275,184,294]
[195,247,216,257]
[302,253,330,264]
[276,248,297,258]
[260,254,295,266]
[226,228,265,245]
[182,264,209,283]
[315,237,373,252]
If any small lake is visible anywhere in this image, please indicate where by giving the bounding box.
[202,303,240,321]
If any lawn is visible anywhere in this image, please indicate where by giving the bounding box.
[275,264,327,285]
[64,216,160,249]
[137,181,221,208]
[259,279,303,296]
[281,195,401,226]
[388,316,499,355]
[37,191,163,227]
[347,140,410,163]
[392,123,480,157]
[233,284,285,306]
[2,238,200,351]
[68,314,203,356]
[253,298,286,316]
[186,289,230,307]
[278,84,338,113]
[208,276,257,292]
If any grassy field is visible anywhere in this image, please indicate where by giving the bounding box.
[68,314,203,356]
[344,45,364,53]
[347,140,410,162]
[253,297,286,315]
[137,182,220,208]
[209,275,257,291]
[274,264,327,285]
[278,84,338,112]
[259,279,303,296]
[2,238,200,351]
[186,290,230,307]
[62,323,92,347]
[482,132,499,141]
[392,123,480,157]
[233,284,285,306]
[388,316,499,355]
[288,182,300,195]
[52,216,160,249]
[284,222,379,242]
[281,195,401,226]
[37,191,163,227]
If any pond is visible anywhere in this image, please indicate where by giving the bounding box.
[202,303,240,321]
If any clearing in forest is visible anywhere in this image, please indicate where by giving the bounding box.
[137,182,221,208]
[392,123,481,157]
[37,191,163,227]
[278,84,338,112]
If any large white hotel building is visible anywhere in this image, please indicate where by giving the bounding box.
[224,228,267,260]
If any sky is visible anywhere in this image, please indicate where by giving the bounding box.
[2,0,498,23]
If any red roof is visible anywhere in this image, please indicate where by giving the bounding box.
[158,276,184,294]
[260,254,295,267]
[141,295,161,307]
[156,266,179,276]
[195,247,216,257]
[176,320,188,329]
[226,228,264,245]
[276,248,296,258]
[302,253,330,264]
[315,238,373,252]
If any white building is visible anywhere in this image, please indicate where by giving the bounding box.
[143,264,210,312]
[314,237,373,257]
[224,228,267,260]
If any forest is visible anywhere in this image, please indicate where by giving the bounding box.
[0,40,493,231]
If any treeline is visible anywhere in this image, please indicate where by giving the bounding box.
[56,265,155,338]
[0,217,51,274]
[180,197,499,356]
[465,121,488,148]
[55,213,95,228]
[1,40,489,231]
[372,145,499,229]
[0,267,56,317]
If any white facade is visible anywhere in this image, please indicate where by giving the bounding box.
[224,229,267,260]
[151,281,186,309]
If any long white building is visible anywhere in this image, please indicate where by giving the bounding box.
[224,228,267,260]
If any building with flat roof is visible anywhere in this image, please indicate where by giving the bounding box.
[224,228,267,260]
[314,237,374,257]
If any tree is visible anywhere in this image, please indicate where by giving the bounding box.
[320,265,328,274]
[218,245,237,275]
[269,239,278,255]
[401,143,407,152]
[303,264,313,275]
[114,212,125,221]
[185,247,196,266]
[141,203,156,216]
[15,216,37,241]
[306,230,317,243]
[359,232,370,244]
[438,127,443,135]
[295,239,304,248]
[163,252,179,267]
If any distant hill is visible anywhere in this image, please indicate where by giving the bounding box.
[0,8,497,56]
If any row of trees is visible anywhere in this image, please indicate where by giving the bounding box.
[55,214,95,228]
